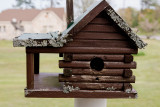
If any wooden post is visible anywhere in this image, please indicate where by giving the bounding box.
[66,0,74,26]
[26,53,34,89]
[34,53,40,74]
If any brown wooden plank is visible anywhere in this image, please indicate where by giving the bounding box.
[64,40,132,48]
[63,68,124,77]
[65,83,123,90]
[74,32,127,40]
[72,1,109,34]
[81,24,117,32]
[26,53,34,89]
[90,18,111,25]
[71,54,124,61]
[63,69,133,77]
[59,75,135,83]
[25,89,137,98]
[59,61,137,69]
[34,53,39,74]
[26,47,138,54]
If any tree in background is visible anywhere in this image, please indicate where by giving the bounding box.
[141,0,158,10]
[74,0,96,14]
[14,0,35,9]
[45,0,61,8]
[74,0,112,17]
[118,7,139,28]
[138,7,160,36]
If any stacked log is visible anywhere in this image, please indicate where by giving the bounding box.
[59,54,135,93]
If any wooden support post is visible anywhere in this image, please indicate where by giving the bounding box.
[59,53,64,57]
[66,0,74,26]
[34,53,39,74]
[26,53,34,89]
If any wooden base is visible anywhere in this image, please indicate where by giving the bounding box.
[25,73,137,98]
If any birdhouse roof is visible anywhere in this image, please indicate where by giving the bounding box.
[13,0,147,49]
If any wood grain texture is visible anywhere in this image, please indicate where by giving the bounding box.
[63,68,132,78]
[26,53,34,89]
[59,61,137,69]
[64,40,132,48]
[26,47,138,54]
[25,89,137,98]
[63,68,124,76]
[71,54,124,61]
[73,32,127,40]
[90,18,110,25]
[81,24,117,32]
[72,1,109,34]
[59,74,135,83]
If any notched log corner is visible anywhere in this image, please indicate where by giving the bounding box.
[24,88,32,96]
[123,69,133,78]
[63,68,72,77]
[64,54,73,62]
[124,55,134,63]
[123,83,132,93]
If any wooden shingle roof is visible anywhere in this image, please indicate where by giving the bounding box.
[13,0,147,49]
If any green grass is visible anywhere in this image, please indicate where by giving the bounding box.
[0,40,160,107]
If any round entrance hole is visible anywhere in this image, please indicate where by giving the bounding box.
[90,57,104,71]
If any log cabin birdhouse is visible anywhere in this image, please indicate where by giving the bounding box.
[13,0,147,98]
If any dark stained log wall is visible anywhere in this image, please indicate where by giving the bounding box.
[59,60,137,69]
[64,54,133,62]
[64,40,132,48]
[66,11,137,49]
[63,68,133,78]
[73,32,127,40]
[59,75,135,83]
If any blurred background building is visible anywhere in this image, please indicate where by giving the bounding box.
[0,8,66,40]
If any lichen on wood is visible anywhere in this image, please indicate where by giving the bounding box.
[63,85,80,94]
[105,7,147,49]
[106,86,117,91]
[13,32,68,47]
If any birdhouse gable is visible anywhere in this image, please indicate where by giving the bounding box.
[13,0,147,49]
[61,0,147,49]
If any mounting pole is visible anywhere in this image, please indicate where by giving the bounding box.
[74,98,107,107]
